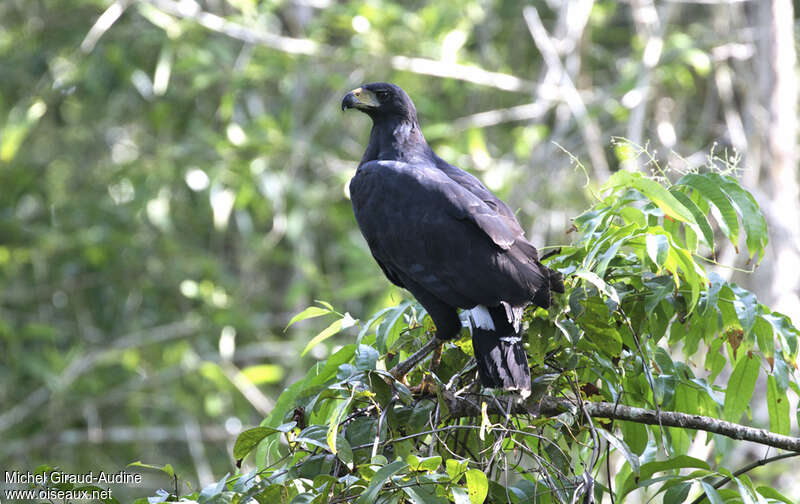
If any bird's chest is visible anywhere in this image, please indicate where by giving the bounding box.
[349,169,430,248]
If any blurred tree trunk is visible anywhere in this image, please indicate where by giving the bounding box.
[754,0,800,324]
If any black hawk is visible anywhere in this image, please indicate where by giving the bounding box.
[342,82,563,396]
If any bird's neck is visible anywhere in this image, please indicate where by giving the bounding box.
[360,117,431,166]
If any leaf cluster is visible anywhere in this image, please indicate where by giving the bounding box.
[141,165,799,503]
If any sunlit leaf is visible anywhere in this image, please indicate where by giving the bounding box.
[301,318,344,357]
[285,305,333,331]
[604,171,696,223]
[240,364,284,384]
[669,189,715,251]
[465,469,488,504]
[646,233,669,268]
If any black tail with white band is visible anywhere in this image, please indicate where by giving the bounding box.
[469,305,532,397]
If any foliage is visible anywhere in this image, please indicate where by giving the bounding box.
[3,0,798,500]
[138,165,799,503]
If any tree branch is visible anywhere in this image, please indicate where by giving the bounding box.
[523,6,610,180]
[139,0,535,93]
[443,392,800,452]
[688,451,800,504]
[144,0,319,55]
[385,339,800,452]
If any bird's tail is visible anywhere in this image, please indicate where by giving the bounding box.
[469,305,531,397]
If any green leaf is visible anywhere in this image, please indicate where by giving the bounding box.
[663,482,692,504]
[676,173,740,250]
[700,482,725,504]
[756,485,795,504]
[767,375,791,435]
[406,454,442,473]
[574,270,619,304]
[446,459,468,480]
[604,171,696,223]
[734,476,757,504]
[715,174,768,260]
[620,206,647,228]
[646,233,669,268]
[670,245,705,312]
[306,344,357,389]
[0,98,47,162]
[669,188,715,251]
[198,472,228,503]
[233,424,294,460]
[357,305,397,344]
[377,300,413,353]
[764,313,799,357]
[240,364,284,384]
[595,236,625,278]
[619,456,709,501]
[301,317,343,357]
[402,482,449,504]
[753,316,774,359]
[285,305,333,331]
[576,294,622,356]
[127,461,175,479]
[619,420,648,455]
[723,353,760,422]
[355,344,380,371]
[465,469,488,504]
[295,425,331,451]
[599,430,639,475]
[355,460,408,504]
[730,285,758,337]
[328,386,357,459]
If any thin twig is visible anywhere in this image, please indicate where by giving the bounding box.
[619,306,669,452]
[565,373,599,504]
[688,451,800,504]
[523,6,610,180]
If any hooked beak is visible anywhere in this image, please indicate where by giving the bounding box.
[341,87,379,111]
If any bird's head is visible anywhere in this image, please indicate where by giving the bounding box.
[341,82,417,122]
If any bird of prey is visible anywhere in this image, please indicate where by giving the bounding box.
[342,82,563,396]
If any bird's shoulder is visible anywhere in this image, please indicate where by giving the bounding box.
[349,159,461,201]
[350,159,519,250]
[432,156,525,237]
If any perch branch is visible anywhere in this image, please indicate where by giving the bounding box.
[443,393,800,452]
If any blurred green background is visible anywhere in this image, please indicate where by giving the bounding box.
[2,0,799,499]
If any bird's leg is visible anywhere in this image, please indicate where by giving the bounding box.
[413,340,443,396]
[389,336,442,382]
